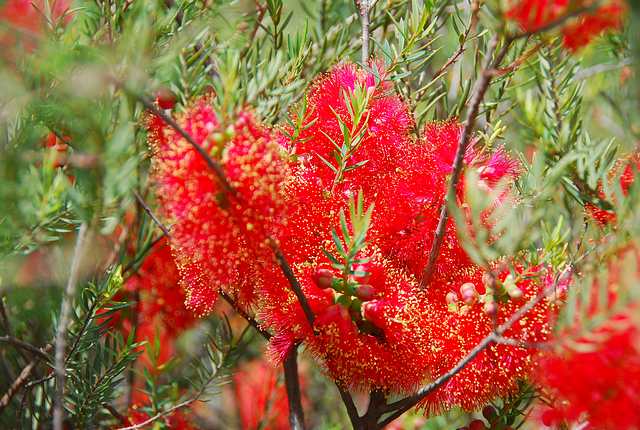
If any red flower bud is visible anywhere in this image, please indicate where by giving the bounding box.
[352,264,371,283]
[354,284,376,301]
[313,268,334,289]
[446,291,458,304]
[460,282,478,305]
[362,300,386,329]
[468,419,486,430]
[482,405,497,421]
[156,88,176,110]
[483,301,497,316]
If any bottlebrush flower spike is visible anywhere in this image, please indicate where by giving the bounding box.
[418,266,558,413]
[376,119,519,286]
[586,154,639,226]
[149,100,290,314]
[286,62,413,186]
[506,0,626,51]
[0,0,71,53]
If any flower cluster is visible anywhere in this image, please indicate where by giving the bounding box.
[150,63,557,412]
[506,0,626,51]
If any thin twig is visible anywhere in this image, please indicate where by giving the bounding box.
[103,402,127,424]
[0,361,37,412]
[136,96,238,198]
[133,191,171,237]
[53,223,89,430]
[240,1,267,58]
[0,343,53,413]
[0,337,51,362]
[283,347,306,430]
[219,291,272,340]
[0,297,13,336]
[268,239,315,327]
[421,35,509,287]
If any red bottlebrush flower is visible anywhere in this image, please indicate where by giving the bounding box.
[506,0,625,51]
[263,250,433,394]
[149,100,290,314]
[537,324,640,430]
[233,359,304,430]
[375,120,519,286]
[561,1,626,51]
[103,238,198,368]
[506,0,568,32]
[0,0,71,52]
[507,0,625,51]
[536,246,640,430]
[262,64,531,401]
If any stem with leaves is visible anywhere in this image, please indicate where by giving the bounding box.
[53,223,89,430]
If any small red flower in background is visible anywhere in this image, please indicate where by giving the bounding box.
[149,101,290,315]
[0,0,71,52]
[506,0,626,51]
[106,238,198,368]
[233,359,301,430]
[536,246,640,430]
[586,154,639,225]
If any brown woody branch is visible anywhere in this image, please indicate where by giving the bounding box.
[0,343,52,413]
[420,35,510,287]
[419,1,603,289]
[0,337,51,362]
[283,347,306,430]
